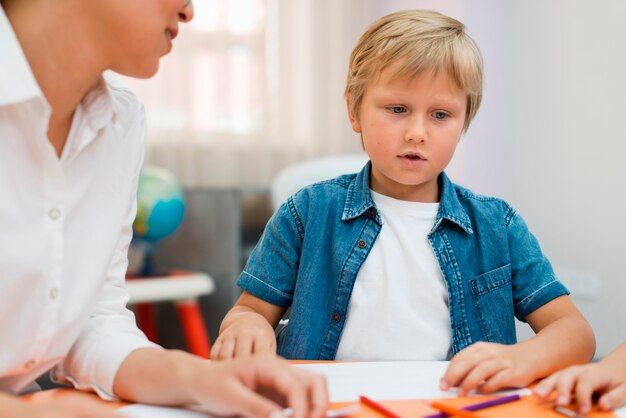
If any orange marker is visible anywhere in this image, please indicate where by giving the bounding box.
[429,401,485,418]
[359,395,403,418]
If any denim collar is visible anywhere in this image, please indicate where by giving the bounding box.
[342,162,473,234]
[434,172,473,234]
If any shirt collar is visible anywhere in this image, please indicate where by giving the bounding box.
[64,77,116,155]
[82,76,115,133]
[433,172,473,234]
[342,162,381,224]
[0,6,44,106]
[342,162,473,234]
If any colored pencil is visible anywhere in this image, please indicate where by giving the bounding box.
[428,401,485,418]
[359,395,403,418]
[424,394,521,418]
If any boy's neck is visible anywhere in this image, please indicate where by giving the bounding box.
[369,172,442,203]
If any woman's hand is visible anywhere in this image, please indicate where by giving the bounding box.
[0,392,122,418]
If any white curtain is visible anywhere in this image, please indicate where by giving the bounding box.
[115,0,465,188]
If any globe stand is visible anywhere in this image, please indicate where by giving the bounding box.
[128,240,169,278]
[139,250,169,277]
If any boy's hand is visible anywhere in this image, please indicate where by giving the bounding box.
[189,354,328,418]
[439,342,534,395]
[441,297,596,397]
[211,311,277,360]
[534,342,626,413]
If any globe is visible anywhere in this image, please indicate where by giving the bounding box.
[132,166,185,276]
[133,165,185,243]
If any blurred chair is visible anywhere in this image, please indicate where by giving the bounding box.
[126,270,215,358]
[270,153,369,210]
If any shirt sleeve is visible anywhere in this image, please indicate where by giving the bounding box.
[236,195,305,307]
[50,104,160,400]
[507,208,569,321]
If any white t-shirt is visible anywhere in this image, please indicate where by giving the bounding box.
[335,190,452,360]
[0,8,157,398]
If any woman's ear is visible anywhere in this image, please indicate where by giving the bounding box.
[346,96,362,133]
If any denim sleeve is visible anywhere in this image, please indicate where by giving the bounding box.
[236,196,304,307]
[506,208,569,321]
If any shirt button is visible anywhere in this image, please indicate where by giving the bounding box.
[24,359,36,369]
[367,208,377,217]
[48,208,61,220]
[332,313,341,322]
[50,287,59,300]
[357,240,366,249]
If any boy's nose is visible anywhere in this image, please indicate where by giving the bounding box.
[405,116,427,142]
[179,0,194,23]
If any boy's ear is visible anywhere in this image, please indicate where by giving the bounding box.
[346,96,362,133]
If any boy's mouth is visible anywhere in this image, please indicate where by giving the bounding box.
[398,152,426,160]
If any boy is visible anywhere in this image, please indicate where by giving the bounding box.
[212,9,596,395]
[0,0,326,417]
[535,341,626,413]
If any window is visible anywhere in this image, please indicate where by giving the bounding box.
[112,0,365,188]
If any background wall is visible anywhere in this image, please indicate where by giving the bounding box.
[457,1,626,355]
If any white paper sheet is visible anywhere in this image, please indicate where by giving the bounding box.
[614,405,626,418]
[117,404,211,418]
[115,361,533,417]
[117,403,360,418]
[294,361,531,403]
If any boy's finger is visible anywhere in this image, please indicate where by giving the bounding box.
[574,381,594,414]
[440,352,481,390]
[234,334,255,358]
[210,340,222,359]
[534,373,559,398]
[457,359,500,395]
[479,368,513,393]
[218,337,237,360]
[554,371,578,406]
[252,338,275,355]
[598,385,626,411]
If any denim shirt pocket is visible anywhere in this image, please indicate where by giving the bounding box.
[469,264,516,344]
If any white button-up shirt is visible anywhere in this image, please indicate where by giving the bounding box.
[0,8,157,398]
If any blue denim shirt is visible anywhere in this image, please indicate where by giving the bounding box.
[238,162,568,360]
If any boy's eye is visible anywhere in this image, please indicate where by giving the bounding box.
[388,106,406,114]
[433,111,448,120]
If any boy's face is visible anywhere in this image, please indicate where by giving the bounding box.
[348,65,466,202]
[92,0,194,78]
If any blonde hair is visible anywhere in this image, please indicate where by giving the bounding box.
[345,10,483,132]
